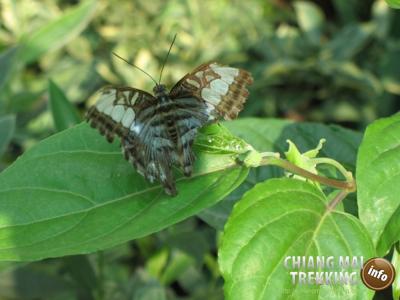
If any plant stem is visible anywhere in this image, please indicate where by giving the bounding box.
[327,190,349,211]
[312,157,353,182]
[260,155,356,192]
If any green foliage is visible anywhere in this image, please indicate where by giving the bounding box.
[0,263,71,299]
[0,0,398,137]
[0,123,248,260]
[219,179,375,300]
[195,123,252,155]
[294,1,324,45]
[393,247,400,300]
[0,47,17,92]
[248,0,400,125]
[385,0,400,8]
[0,115,15,157]
[285,138,325,174]
[199,118,362,229]
[0,0,400,299]
[18,0,97,64]
[357,113,400,256]
[48,80,81,131]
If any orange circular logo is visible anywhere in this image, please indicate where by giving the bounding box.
[361,257,396,291]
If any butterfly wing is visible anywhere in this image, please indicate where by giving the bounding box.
[86,86,178,195]
[168,63,253,177]
[169,62,253,120]
[87,63,253,196]
[86,86,155,143]
[122,104,180,196]
[169,97,210,177]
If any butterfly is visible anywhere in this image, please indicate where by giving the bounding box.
[86,38,253,196]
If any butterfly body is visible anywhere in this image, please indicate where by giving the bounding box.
[87,62,252,196]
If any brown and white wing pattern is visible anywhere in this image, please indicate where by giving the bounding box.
[86,87,179,195]
[86,63,253,196]
[169,62,253,121]
[86,87,154,143]
[166,97,210,179]
[166,63,253,182]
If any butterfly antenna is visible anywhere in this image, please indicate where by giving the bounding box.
[112,52,158,86]
[158,33,177,84]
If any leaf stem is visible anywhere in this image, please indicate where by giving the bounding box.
[312,157,353,182]
[327,190,349,211]
[259,154,356,192]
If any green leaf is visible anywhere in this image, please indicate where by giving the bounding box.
[285,139,325,172]
[18,0,97,64]
[48,79,81,131]
[0,47,18,92]
[195,123,252,154]
[284,139,327,189]
[294,1,325,45]
[393,246,400,300]
[385,0,400,9]
[0,123,248,261]
[199,118,362,229]
[219,178,375,300]
[357,114,400,255]
[0,115,16,157]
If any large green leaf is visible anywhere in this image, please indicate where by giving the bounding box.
[48,79,81,131]
[199,118,362,229]
[0,123,248,261]
[357,114,400,255]
[18,0,97,64]
[219,178,375,300]
[0,115,16,157]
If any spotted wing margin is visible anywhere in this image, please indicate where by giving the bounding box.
[86,86,156,142]
[169,62,253,120]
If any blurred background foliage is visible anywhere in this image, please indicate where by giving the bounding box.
[0,0,399,299]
